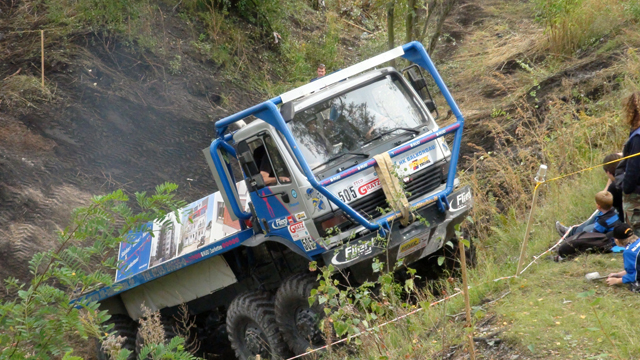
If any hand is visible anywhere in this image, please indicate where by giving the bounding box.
[606,277,622,286]
[278,176,290,183]
[607,272,622,278]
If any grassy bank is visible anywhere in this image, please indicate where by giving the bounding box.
[319,0,640,358]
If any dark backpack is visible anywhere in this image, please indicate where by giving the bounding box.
[557,231,612,258]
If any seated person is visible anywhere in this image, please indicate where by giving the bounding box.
[553,191,622,261]
[556,153,624,234]
[606,223,640,291]
[557,191,621,237]
[253,145,289,186]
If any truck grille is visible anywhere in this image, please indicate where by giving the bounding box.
[349,164,444,221]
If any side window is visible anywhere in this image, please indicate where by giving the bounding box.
[264,135,292,184]
[245,135,291,186]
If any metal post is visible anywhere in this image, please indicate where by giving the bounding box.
[516,165,547,275]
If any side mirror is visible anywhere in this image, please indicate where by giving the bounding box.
[246,174,266,192]
[424,99,436,113]
[402,64,439,118]
[237,141,265,191]
[406,68,427,96]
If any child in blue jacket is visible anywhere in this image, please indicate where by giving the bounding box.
[606,223,640,290]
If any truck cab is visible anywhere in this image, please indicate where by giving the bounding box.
[225,64,469,279]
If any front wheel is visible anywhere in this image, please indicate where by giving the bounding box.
[275,274,326,356]
[227,291,290,360]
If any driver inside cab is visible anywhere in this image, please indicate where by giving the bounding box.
[253,145,290,186]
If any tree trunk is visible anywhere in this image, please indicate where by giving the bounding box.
[406,0,417,43]
[387,1,396,67]
[428,0,456,55]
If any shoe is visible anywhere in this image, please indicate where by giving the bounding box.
[555,221,569,237]
[549,255,564,262]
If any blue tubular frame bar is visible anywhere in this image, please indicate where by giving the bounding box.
[212,41,465,233]
[209,139,252,220]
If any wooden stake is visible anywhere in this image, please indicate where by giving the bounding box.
[40,30,45,88]
[459,240,476,360]
[255,355,260,360]
[516,183,541,275]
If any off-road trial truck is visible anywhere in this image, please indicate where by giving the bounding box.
[77,41,474,360]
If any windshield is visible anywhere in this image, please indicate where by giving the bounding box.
[288,74,431,169]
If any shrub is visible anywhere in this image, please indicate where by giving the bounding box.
[0,183,188,359]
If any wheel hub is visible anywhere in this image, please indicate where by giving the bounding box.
[244,325,268,357]
[295,308,323,345]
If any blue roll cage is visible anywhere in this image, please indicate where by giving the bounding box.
[210,41,465,235]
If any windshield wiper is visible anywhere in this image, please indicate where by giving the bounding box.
[312,152,369,170]
[362,127,420,146]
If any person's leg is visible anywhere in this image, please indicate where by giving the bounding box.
[624,193,640,237]
[566,216,597,237]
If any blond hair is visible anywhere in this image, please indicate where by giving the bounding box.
[623,92,640,129]
[595,191,613,210]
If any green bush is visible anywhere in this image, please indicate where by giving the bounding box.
[0,183,189,359]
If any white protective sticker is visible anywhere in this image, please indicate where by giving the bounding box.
[394,143,437,177]
[331,172,382,205]
[288,221,317,252]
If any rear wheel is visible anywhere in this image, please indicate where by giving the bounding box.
[227,291,290,360]
[96,314,137,360]
[275,273,326,356]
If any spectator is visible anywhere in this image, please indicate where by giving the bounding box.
[317,63,326,78]
[553,191,622,261]
[602,153,624,220]
[556,153,624,235]
[617,92,640,236]
[606,223,640,292]
[561,191,621,237]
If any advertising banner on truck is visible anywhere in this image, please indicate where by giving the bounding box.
[116,182,250,281]
[115,222,153,282]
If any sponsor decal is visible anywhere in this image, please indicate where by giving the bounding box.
[396,145,436,166]
[410,155,431,171]
[311,198,325,214]
[291,189,298,198]
[299,237,317,252]
[294,212,307,222]
[398,227,438,261]
[287,216,295,225]
[331,239,376,265]
[449,189,472,212]
[272,218,288,229]
[358,178,381,196]
[199,236,240,256]
[287,220,316,252]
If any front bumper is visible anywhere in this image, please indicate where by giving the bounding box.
[322,185,473,273]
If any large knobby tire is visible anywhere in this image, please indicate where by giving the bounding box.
[96,314,137,360]
[227,291,290,360]
[275,274,326,356]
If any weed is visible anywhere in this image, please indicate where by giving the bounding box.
[169,55,183,75]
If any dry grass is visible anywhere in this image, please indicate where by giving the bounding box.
[0,75,53,112]
[539,0,629,55]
